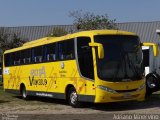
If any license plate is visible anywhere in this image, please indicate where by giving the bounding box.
[123,93,132,99]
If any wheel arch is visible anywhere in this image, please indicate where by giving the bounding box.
[65,84,75,100]
[20,83,26,95]
[145,72,160,96]
[146,72,159,80]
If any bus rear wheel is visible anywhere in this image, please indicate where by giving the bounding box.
[20,85,27,99]
[68,87,80,108]
[146,73,160,97]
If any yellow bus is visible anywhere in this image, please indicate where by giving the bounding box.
[3,30,158,107]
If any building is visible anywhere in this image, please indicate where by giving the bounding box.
[1,21,160,92]
[1,21,160,43]
[117,21,160,43]
[1,21,160,90]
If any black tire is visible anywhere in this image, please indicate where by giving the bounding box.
[146,74,160,97]
[68,87,80,108]
[21,85,28,99]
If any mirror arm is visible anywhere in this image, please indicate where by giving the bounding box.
[142,42,158,57]
[89,42,104,59]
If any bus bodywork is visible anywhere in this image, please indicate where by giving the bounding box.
[3,30,147,107]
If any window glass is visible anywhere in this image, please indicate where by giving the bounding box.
[94,35,143,81]
[4,40,75,66]
[32,46,43,63]
[58,39,75,60]
[77,37,94,79]
[4,53,12,67]
[142,49,149,67]
[44,43,56,61]
[21,49,31,64]
[14,52,21,65]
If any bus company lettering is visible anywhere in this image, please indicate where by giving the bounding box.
[29,66,47,86]
[30,66,46,77]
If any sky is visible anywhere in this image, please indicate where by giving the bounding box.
[0,0,160,27]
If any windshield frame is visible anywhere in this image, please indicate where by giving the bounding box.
[94,35,144,82]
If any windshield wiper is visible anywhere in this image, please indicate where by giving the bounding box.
[113,49,128,81]
[113,48,141,81]
[113,60,121,81]
[125,51,142,80]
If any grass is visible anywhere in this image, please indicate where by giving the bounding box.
[0,85,57,106]
[0,74,2,86]
[0,79,3,86]
[0,85,3,92]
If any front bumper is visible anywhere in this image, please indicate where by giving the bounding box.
[94,86,146,103]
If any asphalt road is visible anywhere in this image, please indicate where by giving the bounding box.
[1,87,160,120]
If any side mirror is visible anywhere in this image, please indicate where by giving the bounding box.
[89,42,104,59]
[142,42,158,57]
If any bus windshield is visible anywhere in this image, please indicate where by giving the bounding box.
[94,35,144,82]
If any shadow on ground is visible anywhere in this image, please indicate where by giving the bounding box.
[0,100,10,104]
[12,92,160,112]
[15,95,68,106]
[89,93,160,111]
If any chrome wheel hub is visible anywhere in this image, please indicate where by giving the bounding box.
[70,91,77,105]
[147,78,156,88]
[22,89,26,98]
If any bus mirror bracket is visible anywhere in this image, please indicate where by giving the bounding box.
[142,42,158,57]
[89,42,104,59]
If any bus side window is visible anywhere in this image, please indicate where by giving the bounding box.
[25,58,31,63]
[77,37,94,80]
[45,43,56,62]
[142,49,149,67]
[34,56,42,63]
[14,52,21,65]
[21,49,31,64]
[4,54,8,67]
[58,39,75,60]
[4,53,13,67]
[32,46,43,63]
[47,54,56,61]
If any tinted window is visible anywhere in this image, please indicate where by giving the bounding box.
[143,49,149,67]
[13,52,21,65]
[4,39,75,66]
[44,43,57,61]
[94,35,143,81]
[58,39,75,60]
[77,37,94,79]
[21,49,31,64]
[32,46,43,63]
[4,53,12,67]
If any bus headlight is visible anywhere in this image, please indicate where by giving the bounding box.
[137,84,145,91]
[97,85,117,94]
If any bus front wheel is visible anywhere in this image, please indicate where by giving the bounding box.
[68,87,80,108]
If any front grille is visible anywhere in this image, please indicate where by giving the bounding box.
[116,89,137,93]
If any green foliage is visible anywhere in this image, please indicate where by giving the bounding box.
[0,81,2,86]
[0,28,27,56]
[69,10,117,30]
[48,27,68,37]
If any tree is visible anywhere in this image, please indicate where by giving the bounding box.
[69,10,117,30]
[0,28,27,56]
[48,27,68,37]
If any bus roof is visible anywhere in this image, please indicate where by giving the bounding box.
[4,29,137,54]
